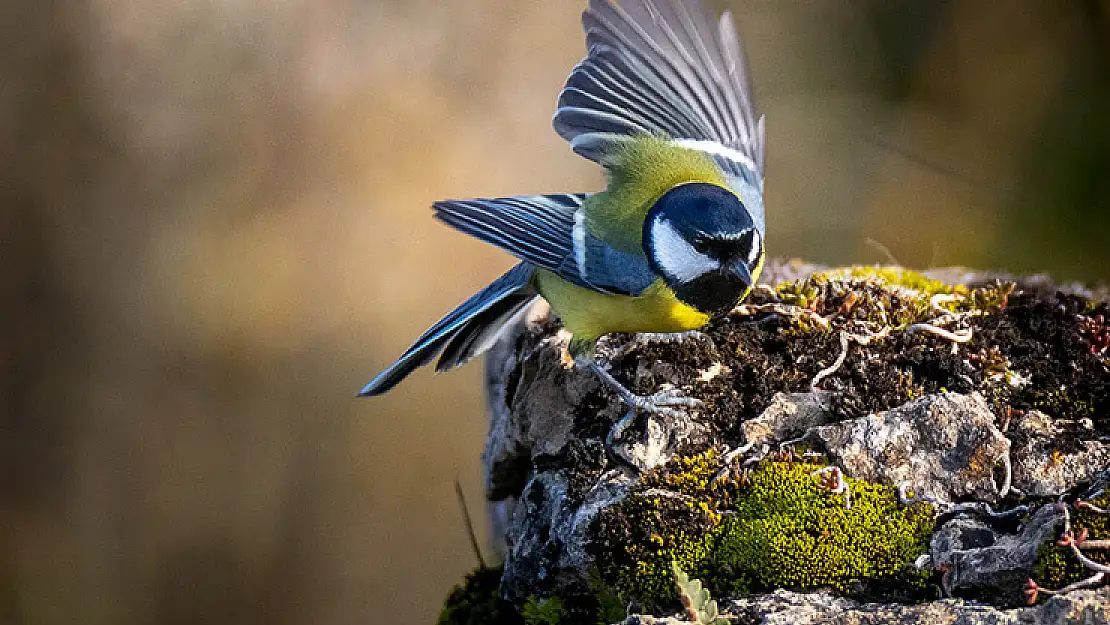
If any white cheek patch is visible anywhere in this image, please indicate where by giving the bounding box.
[651,218,719,282]
[746,229,762,266]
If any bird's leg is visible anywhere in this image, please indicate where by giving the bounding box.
[581,358,702,471]
[581,358,704,418]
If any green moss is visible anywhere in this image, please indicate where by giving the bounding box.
[593,452,936,609]
[774,267,963,332]
[1034,492,1110,592]
[438,566,525,625]
[960,280,1015,314]
[714,463,934,595]
[521,597,564,625]
[774,280,822,310]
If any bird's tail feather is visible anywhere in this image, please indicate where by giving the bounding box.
[358,263,536,396]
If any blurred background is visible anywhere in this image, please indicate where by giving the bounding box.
[1,1,1107,623]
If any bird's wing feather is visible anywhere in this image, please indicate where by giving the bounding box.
[554,0,764,192]
[358,263,536,396]
[434,193,655,296]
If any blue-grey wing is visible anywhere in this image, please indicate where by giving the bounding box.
[553,0,765,233]
[433,193,656,296]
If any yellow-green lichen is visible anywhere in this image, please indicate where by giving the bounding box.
[817,266,960,299]
[773,267,960,330]
[1034,492,1110,593]
[775,267,1013,329]
[594,452,935,607]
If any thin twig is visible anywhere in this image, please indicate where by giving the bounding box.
[1078,540,1110,550]
[1061,529,1110,575]
[640,488,696,503]
[1031,502,1110,603]
[712,441,758,485]
[865,239,900,266]
[998,452,1013,499]
[1078,500,1110,515]
[455,480,486,570]
[1046,572,1107,595]
[929,293,963,317]
[896,484,1030,518]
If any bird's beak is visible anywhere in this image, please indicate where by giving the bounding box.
[727,259,753,288]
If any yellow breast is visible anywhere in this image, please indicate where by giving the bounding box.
[534,269,710,344]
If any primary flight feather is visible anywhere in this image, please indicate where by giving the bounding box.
[360,0,766,412]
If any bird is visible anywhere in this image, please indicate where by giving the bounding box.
[359,0,766,420]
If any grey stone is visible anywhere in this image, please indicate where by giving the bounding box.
[485,314,596,501]
[929,504,1066,602]
[609,409,702,473]
[807,392,1011,503]
[741,391,835,445]
[501,469,633,603]
[1010,410,1110,497]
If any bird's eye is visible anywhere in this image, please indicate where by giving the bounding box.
[692,235,711,255]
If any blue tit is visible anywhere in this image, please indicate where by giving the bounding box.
[360,0,766,416]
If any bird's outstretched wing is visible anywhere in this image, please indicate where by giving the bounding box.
[433,193,656,296]
[554,0,764,192]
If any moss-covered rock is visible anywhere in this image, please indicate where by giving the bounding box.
[470,264,1109,623]
[593,451,935,611]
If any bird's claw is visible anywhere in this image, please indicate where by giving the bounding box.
[630,387,704,415]
[607,389,702,472]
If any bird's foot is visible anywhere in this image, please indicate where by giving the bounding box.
[579,358,702,471]
[582,359,704,416]
[626,386,704,417]
[605,404,693,473]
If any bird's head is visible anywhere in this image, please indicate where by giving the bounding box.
[643,182,763,317]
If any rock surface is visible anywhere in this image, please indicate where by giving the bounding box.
[928,503,1065,603]
[806,392,1011,504]
[740,391,835,446]
[723,587,1110,625]
[612,587,1110,624]
[1009,410,1110,498]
